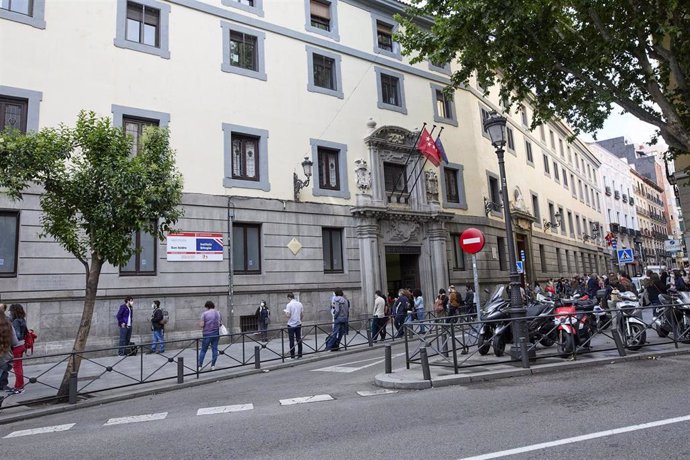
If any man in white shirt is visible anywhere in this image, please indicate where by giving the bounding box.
[284,293,303,359]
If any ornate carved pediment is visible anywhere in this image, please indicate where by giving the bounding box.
[365,126,417,152]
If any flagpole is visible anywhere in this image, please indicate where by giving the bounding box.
[397,125,437,200]
[407,127,445,198]
[391,123,426,197]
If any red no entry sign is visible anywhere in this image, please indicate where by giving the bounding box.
[459,228,485,254]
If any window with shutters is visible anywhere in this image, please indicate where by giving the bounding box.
[115,0,169,58]
[310,0,330,30]
[371,13,400,59]
[431,84,457,126]
[0,96,27,133]
[376,21,393,51]
[305,0,339,40]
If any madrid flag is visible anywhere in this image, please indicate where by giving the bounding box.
[416,127,441,167]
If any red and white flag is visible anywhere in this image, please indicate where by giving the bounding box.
[416,127,441,167]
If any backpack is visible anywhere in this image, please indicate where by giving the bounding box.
[434,296,445,313]
[24,327,37,355]
[160,309,169,325]
[449,291,460,307]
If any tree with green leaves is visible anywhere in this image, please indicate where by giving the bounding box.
[0,111,183,398]
[396,0,690,154]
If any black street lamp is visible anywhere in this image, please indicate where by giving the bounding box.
[483,112,528,362]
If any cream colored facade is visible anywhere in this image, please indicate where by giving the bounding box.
[1,0,609,350]
[631,169,668,266]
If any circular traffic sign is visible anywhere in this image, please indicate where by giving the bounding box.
[459,228,485,254]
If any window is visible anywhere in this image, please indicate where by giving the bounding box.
[375,67,406,114]
[563,169,568,187]
[310,139,350,198]
[565,250,571,272]
[531,193,540,222]
[233,224,261,274]
[0,86,41,132]
[306,47,343,98]
[322,227,343,273]
[525,140,534,163]
[567,211,574,236]
[441,164,467,209]
[0,211,19,277]
[0,96,27,132]
[452,234,466,270]
[539,244,547,271]
[115,0,170,58]
[543,154,550,174]
[123,116,158,156]
[120,226,156,275]
[384,163,407,193]
[0,0,45,28]
[548,203,556,228]
[221,22,267,81]
[558,139,564,157]
[571,174,577,197]
[223,123,270,191]
[553,161,559,181]
[549,130,555,149]
[222,0,264,16]
[540,125,545,142]
[371,14,400,59]
[556,248,563,272]
[521,106,529,126]
[431,84,457,126]
[567,146,572,164]
[506,126,515,151]
[305,0,339,40]
[497,237,507,271]
[576,215,582,235]
[488,174,501,211]
[558,206,565,233]
[480,106,491,139]
[578,179,584,200]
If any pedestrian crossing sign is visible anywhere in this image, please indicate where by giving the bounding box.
[617,248,634,263]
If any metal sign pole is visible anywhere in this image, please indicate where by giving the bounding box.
[472,254,481,319]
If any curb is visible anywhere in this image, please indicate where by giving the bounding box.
[374,347,690,390]
[0,341,395,425]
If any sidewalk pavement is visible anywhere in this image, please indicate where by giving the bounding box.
[375,338,690,390]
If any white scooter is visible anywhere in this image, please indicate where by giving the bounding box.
[606,290,646,350]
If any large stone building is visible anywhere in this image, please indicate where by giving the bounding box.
[1,0,608,352]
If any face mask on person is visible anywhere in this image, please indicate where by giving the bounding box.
[151,303,156,310]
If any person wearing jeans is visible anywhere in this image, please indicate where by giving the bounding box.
[150,300,165,353]
[284,293,303,359]
[198,300,221,371]
[326,289,349,350]
[115,296,134,356]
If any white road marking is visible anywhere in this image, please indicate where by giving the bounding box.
[104,412,168,426]
[357,389,398,397]
[279,394,334,406]
[459,413,690,460]
[197,404,254,415]
[312,353,406,373]
[3,423,75,439]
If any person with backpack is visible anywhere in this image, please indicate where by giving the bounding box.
[393,289,410,337]
[0,312,18,401]
[433,288,448,321]
[8,304,27,394]
[326,289,350,351]
[149,300,166,354]
[447,285,463,322]
[256,300,270,342]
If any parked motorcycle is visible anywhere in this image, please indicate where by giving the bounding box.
[608,291,646,350]
[477,286,508,355]
[655,290,690,343]
[491,294,557,357]
[554,298,592,358]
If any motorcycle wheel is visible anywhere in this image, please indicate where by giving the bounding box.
[657,326,670,338]
[557,332,575,358]
[493,335,506,357]
[673,322,690,344]
[477,333,491,355]
[539,331,556,347]
[625,322,646,350]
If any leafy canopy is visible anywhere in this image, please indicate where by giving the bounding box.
[0,110,183,268]
[396,0,690,153]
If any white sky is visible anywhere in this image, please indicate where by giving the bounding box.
[580,107,668,152]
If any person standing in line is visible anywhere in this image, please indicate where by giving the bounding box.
[257,300,270,342]
[372,290,387,342]
[413,289,426,333]
[115,296,134,357]
[393,289,409,337]
[284,293,303,358]
[149,300,165,354]
[326,289,349,350]
[198,300,221,371]
[0,313,18,399]
[8,304,27,393]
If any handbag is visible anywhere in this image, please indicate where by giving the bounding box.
[219,324,228,335]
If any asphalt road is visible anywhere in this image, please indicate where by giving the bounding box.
[2,345,690,459]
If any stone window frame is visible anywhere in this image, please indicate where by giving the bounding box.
[370,12,401,60]
[525,139,534,166]
[111,104,170,129]
[322,226,344,273]
[114,0,171,59]
[221,21,267,81]
[306,46,343,99]
[0,85,42,132]
[451,233,467,271]
[304,0,339,41]
[222,0,264,17]
[428,61,451,75]
[430,83,457,126]
[530,191,541,227]
[222,123,270,191]
[375,66,407,115]
[440,163,467,210]
[309,138,350,199]
[486,170,502,218]
[0,210,20,277]
[0,0,45,28]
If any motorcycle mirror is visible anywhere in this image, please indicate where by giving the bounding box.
[484,288,490,294]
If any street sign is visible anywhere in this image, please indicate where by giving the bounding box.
[612,238,617,249]
[664,239,682,253]
[516,261,524,274]
[520,249,525,261]
[617,248,634,263]
[460,228,486,254]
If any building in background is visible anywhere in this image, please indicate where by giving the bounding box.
[1,0,608,352]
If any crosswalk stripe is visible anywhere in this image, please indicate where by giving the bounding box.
[104,412,168,426]
[357,389,398,397]
[197,404,254,415]
[279,394,334,406]
[4,423,75,438]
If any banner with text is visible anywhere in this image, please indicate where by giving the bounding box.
[167,232,224,261]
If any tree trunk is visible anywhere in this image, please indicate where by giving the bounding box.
[56,253,103,400]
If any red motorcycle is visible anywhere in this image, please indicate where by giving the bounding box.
[554,299,592,358]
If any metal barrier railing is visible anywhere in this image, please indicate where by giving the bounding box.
[404,301,690,373]
[1,314,407,408]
